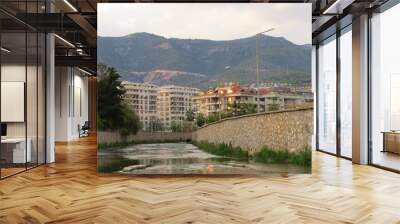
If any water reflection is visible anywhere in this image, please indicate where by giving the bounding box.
[98,143,309,175]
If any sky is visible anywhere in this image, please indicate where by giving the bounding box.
[98,3,311,45]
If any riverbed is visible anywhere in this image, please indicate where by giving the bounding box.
[98,143,310,174]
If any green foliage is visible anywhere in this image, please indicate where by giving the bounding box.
[195,113,206,127]
[254,147,311,167]
[287,148,312,167]
[182,121,196,132]
[148,119,164,132]
[268,103,280,111]
[253,148,289,164]
[231,103,257,116]
[185,109,195,121]
[97,64,141,135]
[119,128,130,137]
[170,121,183,132]
[192,141,249,160]
[170,121,195,132]
[221,111,234,119]
[193,140,311,167]
[121,103,141,134]
[206,113,220,124]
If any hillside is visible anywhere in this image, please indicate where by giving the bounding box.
[98,32,311,89]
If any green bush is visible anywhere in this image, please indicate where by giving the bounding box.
[193,140,311,167]
[268,104,280,111]
[195,113,206,127]
[254,148,289,164]
[170,121,183,132]
[206,113,220,124]
[185,109,195,121]
[254,147,311,167]
[119,128,129,137]
[288,148,312,167]
[192,141,249,160]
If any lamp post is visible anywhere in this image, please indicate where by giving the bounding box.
[255,28,274,113]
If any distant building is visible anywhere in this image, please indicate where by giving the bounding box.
[121,81,159,131]
[122,81,311,130]
[157,85,200,129]
[192,83,255,117]
[193,83,312,117]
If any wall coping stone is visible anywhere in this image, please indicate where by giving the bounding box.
[198,106,313,129]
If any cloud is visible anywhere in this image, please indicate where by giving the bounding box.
[98,3,311,45]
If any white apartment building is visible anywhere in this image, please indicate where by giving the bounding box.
[193,84,311,117]
[157,85,200,129]
[122,81,159,131]
[192,84,254,117]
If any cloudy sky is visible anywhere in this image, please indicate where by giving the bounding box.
[98,3,311,45]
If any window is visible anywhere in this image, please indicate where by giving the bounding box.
[317,35,337,154]
[0,2,46,179]
[339,26,352,158]
[370,3,400,171]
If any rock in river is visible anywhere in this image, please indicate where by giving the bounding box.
[122,164,151,172]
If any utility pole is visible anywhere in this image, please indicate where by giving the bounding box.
[255,28,274,113]
[256,36,260,112]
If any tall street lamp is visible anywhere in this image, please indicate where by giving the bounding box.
[255,28,274,113]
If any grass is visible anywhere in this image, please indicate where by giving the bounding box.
[254,147,311,167]
[192,140,311,167]
[191,141,249,160]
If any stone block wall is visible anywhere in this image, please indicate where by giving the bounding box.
[192,107,313,154]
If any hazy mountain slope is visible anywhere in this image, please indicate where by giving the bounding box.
[98,32,311,89]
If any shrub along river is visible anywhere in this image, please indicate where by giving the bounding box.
[98,143,310,175]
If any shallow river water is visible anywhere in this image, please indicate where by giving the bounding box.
[98,143,309,175]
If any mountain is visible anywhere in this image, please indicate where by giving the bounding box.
[98,32,311,89]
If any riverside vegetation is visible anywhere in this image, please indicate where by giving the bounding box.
[99,140,311,167]
[192,141,311,167]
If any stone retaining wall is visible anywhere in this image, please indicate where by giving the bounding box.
[98,131,191,144]
[192,107,313,154]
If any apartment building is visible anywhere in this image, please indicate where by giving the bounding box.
[258,93,309,111]
[158,85,200,129]
[193,83,310,116]
[121,81,159,131]
[193,84,254,116]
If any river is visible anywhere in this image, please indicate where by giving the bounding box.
[98,143,309,175]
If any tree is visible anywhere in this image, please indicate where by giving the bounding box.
[232,103,257,116]
[170,121,183,132]
[243,103,257,115]
[185,109,195,121]
[149,119,164,132]
[195,113,206,127]
[97,64,141,136]
[182,121,195,132]
[120,103,141,136]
